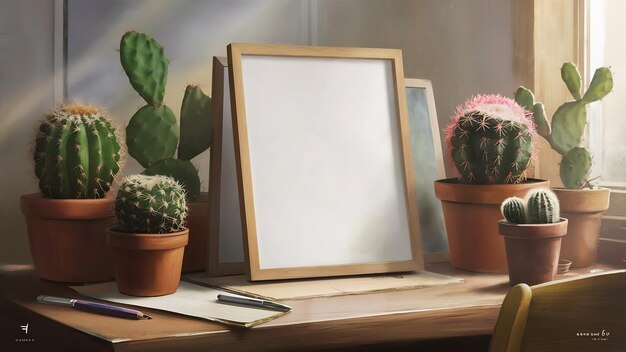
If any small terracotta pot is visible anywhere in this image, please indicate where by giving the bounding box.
[553,188,610,268]
[20,193,115,283]
[434,178,549,273]
[182,192,209,273]
[499,218,568,286]
[107,227,189,297]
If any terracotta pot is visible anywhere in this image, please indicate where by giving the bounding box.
[434,178,549,273]
[182,192,209,273]
[107,227,188,297]
[20,193,115,283]
[553,188,610,268]
[499,218,568,286]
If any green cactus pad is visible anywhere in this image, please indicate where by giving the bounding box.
[550,101,586,155]
[178,85,213,161]
[450,112,533,184]
[531,103,551,139]
[560,147,592,189]
[120,31,168,106]
[561,62,582,100]
[514,87,535,111]
[501,197,526,224]
[582,67,613,103]
[126,104,178,168]
[526,189,560,224]
[143,158,201,201]
[34,103,122,199]
[115,174,187,234]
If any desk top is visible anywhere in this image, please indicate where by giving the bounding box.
[0,263,618,352]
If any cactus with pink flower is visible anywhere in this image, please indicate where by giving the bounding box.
[445,94,536,184]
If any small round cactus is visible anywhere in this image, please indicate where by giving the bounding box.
[501,197,527,224]
[526,189,560,224]
[115,175,187,234]
[445,94,536,184]
[34,103,122,199]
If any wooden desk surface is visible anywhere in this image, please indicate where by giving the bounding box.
[0,263,618,352]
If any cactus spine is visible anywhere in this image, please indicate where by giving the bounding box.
[34,103,122,199]
[526,189,560,224]
[115,174,187,234]
[120,32,212,201]
[515,63,613,189]
[501,197,526,224]
[445,94,536,184]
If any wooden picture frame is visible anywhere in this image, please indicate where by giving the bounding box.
[404,79,449,262]
[228,43,423,281]
[207,57,247,277]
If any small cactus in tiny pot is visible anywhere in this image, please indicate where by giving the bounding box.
[445,94,536,184]
[34,103,122,199]
[515,63,613,189]
[114,174,187,234]
[501,189,561,224]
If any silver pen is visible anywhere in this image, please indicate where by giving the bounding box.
[217,294,291,312]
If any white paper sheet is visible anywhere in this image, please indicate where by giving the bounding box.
[71,281,287,327]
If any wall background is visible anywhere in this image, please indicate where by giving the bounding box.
[0,0,520,264]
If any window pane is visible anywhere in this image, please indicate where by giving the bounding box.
[589,0,626,185]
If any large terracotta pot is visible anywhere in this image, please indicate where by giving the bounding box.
[499,218,568,286]
[107,227,188,297]
[434,178,549,273]
[553,188,610,268]
[182,192,209,273]
[20,193,115,283]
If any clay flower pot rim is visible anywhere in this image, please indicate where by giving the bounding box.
[435,178,550,205]
[498,218,568,239]
[106,227,189,251]
[20,193,114,220]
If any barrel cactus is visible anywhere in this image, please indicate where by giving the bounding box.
[515,63,613,189]
[501,197,527,224]
[500,189,560,224]
[526,189,560,224]
[114,174,187,234]
[120,31,212,201]
[445,94,536,184]
[34,103,122,199]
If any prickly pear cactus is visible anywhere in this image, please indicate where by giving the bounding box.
[515,63,613,189]
[34,103,122,199]
[501,197,527,224]
[120,31,213,201]
[526,189,560,224]
[120,31,168,106]
[445,94,536,184]
[115,174,187,234]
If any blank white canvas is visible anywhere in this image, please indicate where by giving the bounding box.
[218,66,246,263]
[240,56,413,269]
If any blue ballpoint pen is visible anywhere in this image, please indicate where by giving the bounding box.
[37,295,152,320]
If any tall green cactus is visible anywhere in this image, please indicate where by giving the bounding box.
[114,174,187,234]
[500,189,560,224]
[526,189,560,224]
[515,63,613,189]
[34,103,122,199]
[445,94,536,184]
[120,31,213,201]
